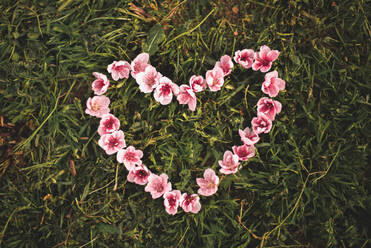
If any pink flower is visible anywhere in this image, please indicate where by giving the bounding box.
[196,168,219,196]
[218,150,240,174]
[189,75,206,93]
[136,65,162,93]
[85,95,110,118]
[251,113,272,134]
[127,165,151,185]
[92,72,110,95]
[206,67,224,92]
[98,114,120,136]
[215,55,234,76]
[107,61,131,81]
[116,146,143,171]
[232,144,255,161]
[257,97,282,121]
[98,130,126,155]
[153,77,180,105]
[163,190,181,215]
[180,193,201,214]
[238,127,260,145]
[262,70,286,97]
[234,49,255,69]
[145,173,172,199]
[252,45,280,72]
[177,85,197,111]
[131,53,150,79]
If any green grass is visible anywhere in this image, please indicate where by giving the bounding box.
[0,0,370,247]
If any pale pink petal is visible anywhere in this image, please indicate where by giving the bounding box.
[234,49,255,69]
[163,190,181,215]
[98,114,120,136]
[131,53,150,79]
[180,193,201,214]
[92,72,110,95]
[107,61,131,81]
[136,65,162,93]
[145,173,172,199]
[196,168,219,196]
[177,85,197,111]
[266,50,280,62]
[252,46,280,72]
[218,150,240,174]
[215,55,234,76]
[232,144,255,161]
[206,67,224,92]
[273,78,286,91]
[238,127,260,145]
[127,165,151,185]
[251,113,272,134]
[154,77,179,105]
[98,130,126,155]
[116,146,143,170]
[85,96,110,118]
[262,71,285,97]
[257,97,282,121]
[189,75,206,92]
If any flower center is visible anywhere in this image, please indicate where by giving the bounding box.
[160,84,171,96]
[92,102,100,111]
[109,137,119,147]
[184,195,195,205]
[207,182,215,189]
[137,170,148,178]
[105,119,114,129]
[125,152,136,161]
[97,79,105,88]
[115,65,125,71]
[261,58,269,66]
[241,54,249,62]
[168,197,176,207]
[156,184,164,192]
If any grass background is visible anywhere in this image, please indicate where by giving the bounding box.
[0,0,370,247]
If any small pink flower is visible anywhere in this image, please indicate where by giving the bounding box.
[85,95,110,118]
[163,190,181,215]
[98,114,120,136]
[232,144,255,161]
[136,65,162,93]
[234,49,255,69]
[92,72,110,95]
[262,70,286,97]
[98,130,126,155]
[196,168,219,196]
[189,75,206,92]
[145,173,172,199]
[131,53,150,79]
[177,85,197,111]
[107,61,131,81]
[116,146,143,171]
[218,150,240,174]
[239,127,260,145]
[127,165,151,185]
[206,67,224,92]
[215,55,234,76]
[252,45,280,72]
[251,113,272,134]
[180,193,201,214]
[153,77,180,105]
[257,97,282,121]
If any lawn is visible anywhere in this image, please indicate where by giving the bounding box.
[0,0,370,247]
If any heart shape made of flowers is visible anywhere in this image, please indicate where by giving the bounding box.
[85,45,286,215]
